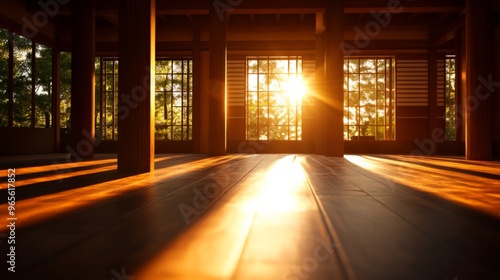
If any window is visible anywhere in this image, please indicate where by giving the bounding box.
[95,57,194,141]
[445,55,456,141]
[155,59,193,140]
[343,57,395,140]
[0,28,53,128]
[96,57,119,140]
[246,56,305,141]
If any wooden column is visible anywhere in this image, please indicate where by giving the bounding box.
[52,35,61,152]
[70,0,95,159]
[118,0,156,173]
[324,0,344,157]
[428,46,439,140]
[456,28,466,142]
[465,0,492,160]
[315,12,326,155]
[208,1,227,156]
[193,22,202,153]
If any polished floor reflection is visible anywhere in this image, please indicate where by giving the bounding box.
[0,154,499,280]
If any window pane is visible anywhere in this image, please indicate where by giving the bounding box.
[13,33,32,127]
[60,52,71,129]
[35,43,52,128]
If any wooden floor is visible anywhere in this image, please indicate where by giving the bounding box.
[1,154,500,280]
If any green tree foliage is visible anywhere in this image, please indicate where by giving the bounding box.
[445,57,456,141]
[344,58,395,140]
[155,59,192,140]
[0,28,55,128]
[35,44,52,128]
[60,52,72,129]
[12,33,32,127]
[0,29,8,126]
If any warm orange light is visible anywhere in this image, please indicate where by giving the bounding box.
[285,75,307,102]
[345,155,500,219]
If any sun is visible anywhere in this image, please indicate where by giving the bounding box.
[285,75,307,101]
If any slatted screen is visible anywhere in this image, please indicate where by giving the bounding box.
[437,59,446,107]
[302,60,315,105]
[396,59,429,106]
[227,60,246,107]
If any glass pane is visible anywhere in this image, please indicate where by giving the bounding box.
[13,33,32,127]
[60,52,71,129]
[360,59,376,73]
[35,43,52,128]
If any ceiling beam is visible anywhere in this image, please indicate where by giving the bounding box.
[55,0,467,16]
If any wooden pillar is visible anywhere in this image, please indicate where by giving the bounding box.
[118,0,156,173]
[193,22,202,153]
[456,28,466,142]
[315,12,326,155]
[208,1,227,156]
[70,0,95,159]
[52,36,61,152]
[428,46,439,140]
[465,0,492,160]
[494,27,500,146]
[324,0,344,157]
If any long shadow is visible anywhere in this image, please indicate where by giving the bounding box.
[366,155,500,180]
[344,156,500,230]
[3,155,251,280]
[5,154,210,202]
[306,155,500,279]
[0,153,116,169]
[15,161,117,180]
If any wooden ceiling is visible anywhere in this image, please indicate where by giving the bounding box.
[13,0,494,50]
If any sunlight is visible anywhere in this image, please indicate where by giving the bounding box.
[257,155,309,215]
[345,155,500,218]
[285,75,307,102]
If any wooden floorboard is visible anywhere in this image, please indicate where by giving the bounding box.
[0,154,499,280]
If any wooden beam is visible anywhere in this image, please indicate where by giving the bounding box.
[208,0,227,156]
[70,0,95,160]
[324,0,345,157]
[118,0,156,172]
[344,0,464,14]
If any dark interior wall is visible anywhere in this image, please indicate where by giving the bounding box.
[0,128,55,155]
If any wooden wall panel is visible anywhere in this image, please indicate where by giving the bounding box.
[396,59,429,106]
